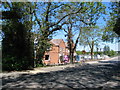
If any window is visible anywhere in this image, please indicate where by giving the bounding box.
[45,55,49,60]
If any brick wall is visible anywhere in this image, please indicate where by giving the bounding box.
[43,39,68,65]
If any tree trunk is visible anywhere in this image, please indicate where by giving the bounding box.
[90,41,94,60]
[69,50,74,64]
[71,51,74,63]
[90,48,93,60]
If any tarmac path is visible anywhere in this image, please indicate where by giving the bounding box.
[1,56,120,89]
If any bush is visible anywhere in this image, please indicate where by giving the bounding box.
[3,56,16,71]
[94,52,103,55]
[2,55,32,71]
[76,51,82,55]
[107,50,117,57]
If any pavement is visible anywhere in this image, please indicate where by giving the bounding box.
[86,56,119,64]
[1,56,120,89]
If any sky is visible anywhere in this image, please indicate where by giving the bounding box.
[53,30,120,52]
[53,2,120,52]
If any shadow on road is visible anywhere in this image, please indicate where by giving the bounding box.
[2,61,120,89]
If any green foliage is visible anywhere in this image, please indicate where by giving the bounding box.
[35,63,44,67]
[76,51,103,55]
[2,55,31,71]
[94,52,103,55]
[113,17,120,37]
[1,2,108,70]
[76,51,82,55]
[79,25,104,59]
[103,45,110,55]
[62,2,106,62]
[102,20,118,42]
[107,50,117,57]
[2,2,34,71]
[78,3,106,48]
[103,45,117,57]
[102,2,120,42]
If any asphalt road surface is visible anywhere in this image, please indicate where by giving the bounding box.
[1,57,120,89]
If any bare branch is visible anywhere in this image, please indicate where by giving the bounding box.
[49,3,65,12]
[49,5,86,28]
[33,3,41,28]
[87,37,92,49]
[64,28,67,33]
[48,21,67,35]
[73,29,81,51]
[45,2,51,23]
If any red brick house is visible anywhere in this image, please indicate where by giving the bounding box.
[43,39,72,65]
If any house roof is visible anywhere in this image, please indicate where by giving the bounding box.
[50,39,76,48]
[50,39,63,46]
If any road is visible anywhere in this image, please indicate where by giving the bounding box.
[1,57,120,89]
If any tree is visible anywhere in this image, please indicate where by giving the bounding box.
[103,45,110,55]
[64,20,81,63]
[61,2,86,63]
[64,14,85,63]
[111,1,120,36]
[33,2,89,64]
[62,2,106,62]
[78,2,106,60]
[2,2,35,70]
[79,26,103,59]
[108,50,117,57]
[102,2,120,42]
[103,46,117,56]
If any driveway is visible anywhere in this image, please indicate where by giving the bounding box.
[1,56,120,89]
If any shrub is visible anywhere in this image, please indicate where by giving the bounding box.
[107,50,117,57]
[2,55,32,71]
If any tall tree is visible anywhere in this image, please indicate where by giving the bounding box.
[102,2,120,42]
[110,1,120,36]
[33,2,88,64]
[103,45,110,55]
[79,2,106,59]
[64,2,106,61]
[2,2,35,70]
[79,26,102,59]
[64,19,82,63]
[63,2,88,63]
